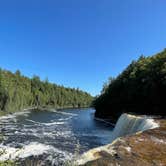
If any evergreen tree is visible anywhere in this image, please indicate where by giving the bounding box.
[0,69,93,114]
[93,49,166,120]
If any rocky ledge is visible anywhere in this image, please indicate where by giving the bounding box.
[77,118,166,166]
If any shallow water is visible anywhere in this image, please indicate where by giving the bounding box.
[0,108,113,165]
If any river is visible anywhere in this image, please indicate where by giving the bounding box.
[0,108,113,165]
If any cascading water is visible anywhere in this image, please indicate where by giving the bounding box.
[77,113,159,165]
[111,113,159,141]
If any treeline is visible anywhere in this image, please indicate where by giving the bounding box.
[0,68,93,114]
[93,49,166,120]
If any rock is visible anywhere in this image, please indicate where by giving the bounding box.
[77,118,166,166]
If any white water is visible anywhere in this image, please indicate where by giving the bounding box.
[0,142,53,160]
[25,119,65,125]
[0,109,113,165]
[1,110,159,165]
[111,113,159,140]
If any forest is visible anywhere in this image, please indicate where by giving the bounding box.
[0,68,93,115]
[93,49,166,120]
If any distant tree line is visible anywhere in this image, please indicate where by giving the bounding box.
[93,49,166,120]
[0,68,93,114]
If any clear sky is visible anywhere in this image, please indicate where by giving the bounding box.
[0,0,166,96]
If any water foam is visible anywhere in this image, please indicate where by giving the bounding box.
[50,109,78,116]
[111,113,159,140]
[0,111,30,123]
[0,142,72,162]
[0,142,51,161]
[25,119,65,126]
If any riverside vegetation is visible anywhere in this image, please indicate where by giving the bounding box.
[0,49,166,166]
[0,69,93,115]
[78,49,166,166]
[93,49,166,120]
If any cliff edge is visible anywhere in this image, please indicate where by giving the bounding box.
[77,114,166,166]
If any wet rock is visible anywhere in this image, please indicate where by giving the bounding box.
[77,118,166,166]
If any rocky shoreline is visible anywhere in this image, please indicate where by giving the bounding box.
[77,115,166,166]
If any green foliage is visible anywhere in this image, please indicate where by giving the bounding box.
[93,49,166,120]
[0,160,17,166]
[101,77,115,94]
[0,68,93,114]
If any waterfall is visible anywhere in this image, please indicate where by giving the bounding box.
[76,113,160,165]
[111,113,159,141]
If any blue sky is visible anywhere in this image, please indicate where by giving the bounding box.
[0,0,166,96]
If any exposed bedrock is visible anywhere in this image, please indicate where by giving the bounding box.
[77,113,166,166]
